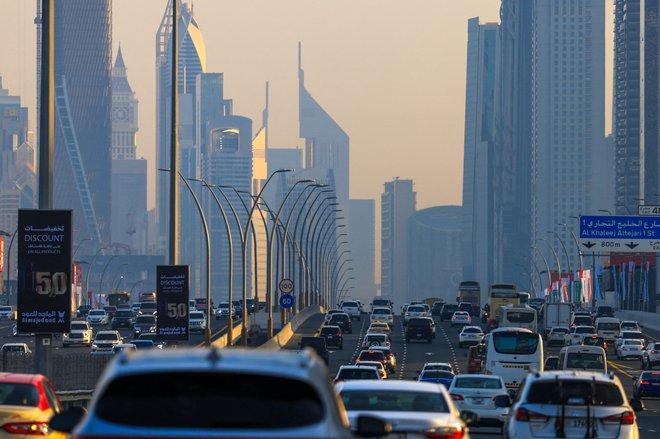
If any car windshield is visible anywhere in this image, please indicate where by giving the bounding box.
[506,311,535,323]
[0,383,39,407]
[566,352,606,369]
[582,338,602,346]
[96,333,118,341]
[115,311,133,318]
[218,304,230,309]
[341,390,449,413]
[622,332,643,339]
[373,309,390,315]
[454,377,503,389]
[140,303,156,310]
[331,314,349,321]
[320,327,339,335]
[573,317,592,324]
[443,305,458,311]
[71,323,88,331]
[420,371,454,380]
[132,341,154,349]
[358,351,385,362]
[89,310,105,316]
[337,369,379,380]
[526,380,623,406]
[463,327,482,334]
[576,327,596,334]
[408,306,425,312]
[625,340,642,346]
[96,372,324,429]
[425,364,452,372]
[2,345,25,352]
[597,322,619,330]
[492,332,539,355]
[552,328,569,333]
[136,316,155,324]
[621,322,638,328]
[190,313,204,320]
[343,302,358,307]
[373,300,390,307]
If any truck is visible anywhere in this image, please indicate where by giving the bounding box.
[457,281,481,316]
[540,302,572,337]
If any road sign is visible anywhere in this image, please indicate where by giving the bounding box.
[279,293,294,309]
[639,205,660,216]
[580,215,660,253]
[156,265,190,341]
[278,278,294,294]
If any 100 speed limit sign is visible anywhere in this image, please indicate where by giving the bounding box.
[278,279,294,294]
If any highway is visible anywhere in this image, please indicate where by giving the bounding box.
[286,313,660,438]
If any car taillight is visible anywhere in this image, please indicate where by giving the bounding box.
[452,316,456,320]
[382,359,387,364]
[425,426,463,439]
[450,393,464,401]
[515,407,549,422]
[640,380,650,385]
[602,410,634,425]
[386,342,391,347]
[652,350,658,354]
[2,422,49,435]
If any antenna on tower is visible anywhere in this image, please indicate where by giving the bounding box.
[263,81,269,148]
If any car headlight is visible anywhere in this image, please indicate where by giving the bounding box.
[92,344,98,349]
[150,326,156,332]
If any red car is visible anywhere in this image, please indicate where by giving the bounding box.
[0,373,63,436]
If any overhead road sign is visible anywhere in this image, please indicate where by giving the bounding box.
[580,215,660,253]
[638,205,660,216]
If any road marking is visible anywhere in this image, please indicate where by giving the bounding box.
[399,317,407,379]
[437,320,460,374]
[608,360,636,378]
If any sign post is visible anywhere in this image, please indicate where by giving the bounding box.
[156,265,190,342]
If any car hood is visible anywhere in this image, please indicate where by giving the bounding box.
[346,410,461,431]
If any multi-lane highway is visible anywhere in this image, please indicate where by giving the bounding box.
[286,312,660,438]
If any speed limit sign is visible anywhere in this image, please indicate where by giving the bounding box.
[278,279,294,294]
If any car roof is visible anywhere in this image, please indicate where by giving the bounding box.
[424,362,452,367]
[461,326,482,331]
[371,307,391,311]
[527,370,621,384]
[489,327,534,334]
[452,374,500,380]
[339,365,378,371]
[337,380,448,393]
[560,345,605,353]
[97,330,119,335]
[0,373,44,385]
[2,343,27,347]
[322,325,341,329]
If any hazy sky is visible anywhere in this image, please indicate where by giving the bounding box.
[0,0,613,210]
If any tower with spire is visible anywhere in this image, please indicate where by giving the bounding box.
[111,45,139,160]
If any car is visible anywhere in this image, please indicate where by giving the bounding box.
[137,333,166,349]
[467,345,486,374]
[564,325,596,346]
[418,370,455,388]
[132,315,157,338]
[421,362,456,375]
[642,341,660,370]
[138,301,157,316]
[103,305,117,320]
[404,304,428,324]
[51,349,384,438]
[615,331,645,350]
[131,340,159,350]
[369,307,394,327]
[340,301,361,321]
[324,309,344,324]
[328,313,352,334]
[215,302,236,320]
[355,350,388,370]
[0,373,63,435]
[546,326,569,346]
[581,335,607,350]
[617,339,644,360]
[633,371,660,399]
[334,365,381,383]
[371,298,394,312]
[131,302,141,316]
[401,303,410,316]
[560,345,607,373]
[358,361,388,379]
[76,305,92,318]
[594,305,615,318]
[299,337,330,365]
[92,330,122,352]
[318,325,343,349]
[63,320,93,347]
[500,371,638,439]
[361,333,390,349]
[241,298,257,314]
[110,309,134,330]
[451,311,472,327]
[440,304,459,321]
[189,311,206,334]
[449,374,510,430]
[431,301,444,316]
[621,320,642,332]
[367,322,391,335]
[367,346,397,373]
[86,309,108,325]
[1,343,31,354]
[544,356,559,371]
[459,326,484,348]
[112,343,137,354]
[458,302,475,316]
[0,306,14,320]
[337,380,475,437]
[406,317,435,343]
[231,300,243,316]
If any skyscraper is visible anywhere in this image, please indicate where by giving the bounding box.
[156,0,207,253]
[531,0,605,275]
[111,47,148,253]
[348,199,376,301]
[51,1,112,243]
[381,178,416,304]
[462,18,499,292]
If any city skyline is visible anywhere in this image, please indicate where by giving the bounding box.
[0,1,615,212]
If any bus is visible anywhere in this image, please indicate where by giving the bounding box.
[499,305,538,332]
[486,283,519,328]
[457,281,481,316]
[107,291,131,307]
[484,327,543,389]
[518,292,531,304]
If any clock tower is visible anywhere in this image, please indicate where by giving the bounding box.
[111,45,138,160]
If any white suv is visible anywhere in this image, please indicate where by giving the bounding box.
[341,301,361,321]
[63,320,93,347]
[564,325,596,346]
[404,305,427,324]
[370,307,394,326]
[500,371,638,439]
[642,342,660,370]
[0,306,14,320]
[546,326,569,346]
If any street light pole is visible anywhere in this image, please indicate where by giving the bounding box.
[98,255,117,306]
[110,263,129,293]
[559,222,583,272]
[532,245,554,301]
[84,246,107,306]
[304,202,339,305]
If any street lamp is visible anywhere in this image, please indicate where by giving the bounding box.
[558,222,584,272]
[531,246,553,299]
[85,245,108,306]
[98,255,117,305]
[110,263,129,293]
[547,231,572,273]
[304,201,339,305]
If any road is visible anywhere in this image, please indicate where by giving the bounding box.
[286,313,660,438]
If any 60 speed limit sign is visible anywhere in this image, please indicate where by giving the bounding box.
[278,279,294,294]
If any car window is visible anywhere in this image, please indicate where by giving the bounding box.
[454,377,503,389]
[526,380,624,405]
[71,323,88,331]
[463,327,482,334]
[320,327,339,335]
[189,313,204,319]
[552,328,569,334]
[43,381,61,413]
[115,311,133,318]
[0,383,39,407]
[136,316,156,324]
[96,373,324,428]
[408,306,425,312]
[420,371,454,379]
[424,364,452,372]
[340,390,449,413]
[575,327,595,334]
[96,333,118,340]
[337,369,379,380]
[624,340,642,346]
[492,332,539,355]
[566,352,605,369]
[408,318,431,327]
[358,351,385,362]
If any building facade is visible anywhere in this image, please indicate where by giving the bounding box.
[348,199,376,302]
[462,18,499,293]
[381,179,416,304]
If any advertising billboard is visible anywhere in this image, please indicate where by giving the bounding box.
[156,265,189,341]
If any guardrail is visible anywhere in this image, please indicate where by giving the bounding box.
[257,305,324,351]
[211,320,244,348]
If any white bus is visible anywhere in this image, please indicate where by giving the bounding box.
[484,327,543,389]
[559,345,607,374]
[499,305,538,332]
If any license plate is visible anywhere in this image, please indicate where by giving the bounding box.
[472,398,483,405]
[571,419,587,428]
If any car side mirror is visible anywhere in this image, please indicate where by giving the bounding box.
[630,398,644,412]
[355,415,392,438]
[50,406,87,433]
[460,410,479,426]
[493,394,512,408]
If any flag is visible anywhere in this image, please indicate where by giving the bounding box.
[595,263,603,302]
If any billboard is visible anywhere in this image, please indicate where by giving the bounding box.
[17,210,72,333]
[156,265,189,341]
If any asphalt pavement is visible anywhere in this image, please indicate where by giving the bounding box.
[286,313,660,438]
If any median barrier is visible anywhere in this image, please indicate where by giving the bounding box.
[258,305,325,351]
[211,320,243,348]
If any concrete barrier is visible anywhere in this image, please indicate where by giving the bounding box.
[211,320,243,348]
[615,310,660,333]
[258,306,324,351]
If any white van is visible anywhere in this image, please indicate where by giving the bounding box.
[559,345,607,374]
[595,317,620,342]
